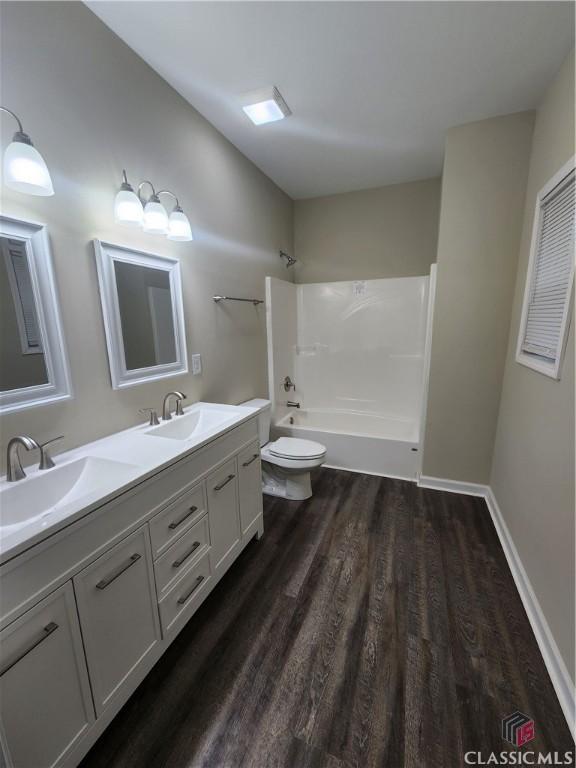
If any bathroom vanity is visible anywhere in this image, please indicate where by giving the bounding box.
[0,403,263,768]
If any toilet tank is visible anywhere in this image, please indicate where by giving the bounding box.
[240,398,271,447]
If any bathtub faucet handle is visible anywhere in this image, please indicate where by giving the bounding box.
[283,376,296,392]
[286,401,301,409]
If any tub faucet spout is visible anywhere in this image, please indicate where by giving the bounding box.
[286,401,301,409]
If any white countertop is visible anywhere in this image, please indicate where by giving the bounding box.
[0,402,258,565]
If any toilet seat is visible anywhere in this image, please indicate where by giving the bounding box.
[267,437,326,461]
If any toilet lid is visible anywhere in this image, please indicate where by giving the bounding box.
[268,437,326,460]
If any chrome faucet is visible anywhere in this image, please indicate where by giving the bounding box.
[286,401,301,409]
[162,391,187,421]
[6,436,40,482]
[6,435,65,481]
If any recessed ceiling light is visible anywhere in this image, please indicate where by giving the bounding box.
[241,86,291,126]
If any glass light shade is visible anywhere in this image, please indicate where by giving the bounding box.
[3,139,54,196]
[143,199,168,234]
[114,188,143,226]
[167,209,193,242]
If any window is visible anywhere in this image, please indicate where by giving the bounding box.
[516,157,575,379]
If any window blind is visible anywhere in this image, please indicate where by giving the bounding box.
[522,169,575,361]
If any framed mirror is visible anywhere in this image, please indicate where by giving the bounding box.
[94,241,188,389]
[0,216,72,413]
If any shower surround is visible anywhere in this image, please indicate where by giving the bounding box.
[265,273,435,478]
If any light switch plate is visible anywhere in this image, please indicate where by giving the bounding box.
[191,354,202,375]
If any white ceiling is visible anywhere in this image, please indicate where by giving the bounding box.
[88,1,574,199]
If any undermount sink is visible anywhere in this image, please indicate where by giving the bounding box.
[0,457,140,533]
[145,407,236,441]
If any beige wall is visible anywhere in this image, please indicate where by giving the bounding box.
[294,178,441,283]
[490,51,575,681]
[423,112,534,483]
[0,2,293,471]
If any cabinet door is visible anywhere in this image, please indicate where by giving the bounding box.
[0,582,94,768]
[73,526,161,715]
[207,458,241,571]
[238,440,264,537]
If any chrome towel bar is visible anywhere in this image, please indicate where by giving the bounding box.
[213,295,264,306]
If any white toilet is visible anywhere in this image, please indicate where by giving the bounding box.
[242,399,326,500]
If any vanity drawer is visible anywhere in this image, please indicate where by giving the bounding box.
[154,514,210,596]
[158,550,211,635]
[149,483,206,559]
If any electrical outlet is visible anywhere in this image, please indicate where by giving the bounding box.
[191,354,202,375]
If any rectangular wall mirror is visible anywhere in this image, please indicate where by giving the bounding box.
[94,241,188,389]
[0,216,72,413]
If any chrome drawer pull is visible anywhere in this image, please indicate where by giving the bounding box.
[177,575,205,604]
[0,622,58,676]
[96,553,141,590]
[168,506,198,530]
[242,454,259,467]
[214,474,235,491]
[172,541,201,568]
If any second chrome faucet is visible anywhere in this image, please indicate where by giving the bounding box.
[162,391,187,421]
[139,391,188,426]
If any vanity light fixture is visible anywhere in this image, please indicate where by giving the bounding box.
[1,106,54,196]
[114,171,193,242]
[241,86,291,126]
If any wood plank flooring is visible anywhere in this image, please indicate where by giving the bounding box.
[80,468,574,768]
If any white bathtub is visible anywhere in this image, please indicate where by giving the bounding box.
[273,409,421,479]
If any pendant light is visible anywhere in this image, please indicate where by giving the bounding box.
[1,106,54,196]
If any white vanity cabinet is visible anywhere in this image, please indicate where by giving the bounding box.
[73,526,161,715]
[0,415,264,768]
[0,582,94,768]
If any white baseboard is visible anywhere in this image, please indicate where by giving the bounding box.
[485,488,575,733]
[417,474,489,497]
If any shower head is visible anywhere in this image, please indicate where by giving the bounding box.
[279,250,297,268]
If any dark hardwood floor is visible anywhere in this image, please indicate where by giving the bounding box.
[80,468,574,768]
